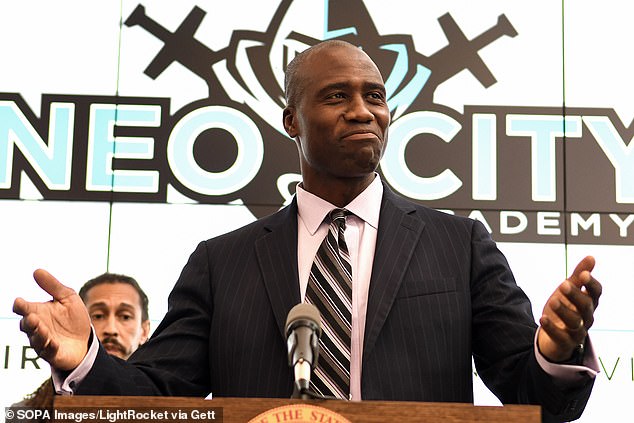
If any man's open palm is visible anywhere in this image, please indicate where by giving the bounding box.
[13,269,91,371]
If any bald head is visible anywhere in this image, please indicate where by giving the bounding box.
[284,40,378,108]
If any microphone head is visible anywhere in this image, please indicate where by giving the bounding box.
[285,303,322,336]
[286,303,322,378]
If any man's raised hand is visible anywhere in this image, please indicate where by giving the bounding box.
[538,256,602,362]
[13,269,91,371]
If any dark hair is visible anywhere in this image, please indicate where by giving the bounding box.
[284,39,359,108]
[79,273,149,322]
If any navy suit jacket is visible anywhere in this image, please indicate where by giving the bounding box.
[76,185,593,422]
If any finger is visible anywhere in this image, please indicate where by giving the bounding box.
[568,256,595,287]
[540,315,578,351]
[551,296,588,335]
[29,325,51,353]
[583,278,602,309]
[542,292,588,348]
[560,281,595,327]
[20,314,48,351]
[552,283,579,313]
[21,309,49,334]
[28,324,60,362]
[561,281,594,313]
[541,314,586,353]
[13,297,31,316]
[33,269,76,301]
[544,281,580,315]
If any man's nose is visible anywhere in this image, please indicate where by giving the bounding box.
[344,95,374,122]
[103,315,119,335]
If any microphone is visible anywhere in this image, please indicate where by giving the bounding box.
[285,303,321,398]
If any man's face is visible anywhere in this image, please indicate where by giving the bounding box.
[84,282,150,360]
[284,44,390,186]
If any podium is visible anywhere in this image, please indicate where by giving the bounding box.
[54,396,540,422]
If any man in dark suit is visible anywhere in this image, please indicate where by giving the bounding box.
[14,40,601,422]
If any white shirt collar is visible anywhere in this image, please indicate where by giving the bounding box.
[296,175,383,235]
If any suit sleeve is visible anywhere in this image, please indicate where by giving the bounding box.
[469,220,594,422]
[75,241,213,396]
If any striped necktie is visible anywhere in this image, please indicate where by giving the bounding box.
[305,208,352,399]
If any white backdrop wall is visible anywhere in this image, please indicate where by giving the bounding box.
[1,2,633,421]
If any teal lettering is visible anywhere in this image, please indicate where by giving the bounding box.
[584,115,634,203]
[0,100,74,190]
[87,103,161,192]
[382,110,462,200]
[507,115,582,202]
[167,105,263,196]
[472,113,497,200]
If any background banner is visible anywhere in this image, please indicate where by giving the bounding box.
[1,1,632,421]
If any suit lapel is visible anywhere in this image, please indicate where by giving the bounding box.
[363,187,425,359]
[255,200,302,341]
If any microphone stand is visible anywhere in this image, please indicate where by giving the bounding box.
[291,358,339,401]
[291,358,312,400]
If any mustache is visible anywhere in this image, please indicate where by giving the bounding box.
[100,336,125,352]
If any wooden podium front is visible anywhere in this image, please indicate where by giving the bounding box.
[54,395,540,422]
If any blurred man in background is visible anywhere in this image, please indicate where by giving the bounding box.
[78,273,150,360]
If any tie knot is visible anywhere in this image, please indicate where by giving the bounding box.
[329,208,349,228]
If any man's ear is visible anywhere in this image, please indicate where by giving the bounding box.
[140,320,150,344]
[283,107,298,138]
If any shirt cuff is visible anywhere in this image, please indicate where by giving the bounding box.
[534,327,600,385]
[51,326,99,395]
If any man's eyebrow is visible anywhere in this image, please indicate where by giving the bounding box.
[316,81,386,95]
[364,82,386,93]
[88,302,108,310]
[316,82,349,95]
[115,303,137,312]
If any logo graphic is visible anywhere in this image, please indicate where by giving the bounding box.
[121,0,517,210]
[1,0,633,243]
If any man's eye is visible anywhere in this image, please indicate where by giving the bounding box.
[91,313,104,320]
[368,92,385,100]
[120,314,133,321]
[329,92,345,99]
